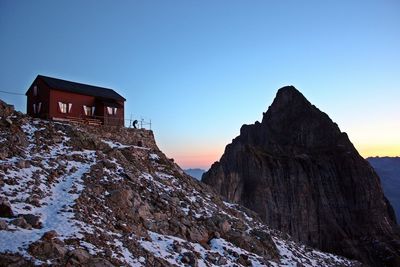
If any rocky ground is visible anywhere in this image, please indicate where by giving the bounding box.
[0,99,359,266]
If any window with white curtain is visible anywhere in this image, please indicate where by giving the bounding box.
[107,107,117,115]
[37,102,42,113]
[83,105,95,116]
[33,85,38,96]
[58,102,67,113]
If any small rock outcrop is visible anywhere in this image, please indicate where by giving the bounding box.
[0,99,14,118]
[0,198,14,218]
[203,86,400,267]
[28,232,68,261]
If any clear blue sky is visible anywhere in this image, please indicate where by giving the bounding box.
[1,0,399,169]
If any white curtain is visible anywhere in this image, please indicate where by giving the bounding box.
[91,106,95,116]
[113,107,117,115]
[58,102,63,113]
[37,102,42,113]
[83,105,88,115]
[33,103,36,114]
[68,103,72,113]
[107,107,113,115]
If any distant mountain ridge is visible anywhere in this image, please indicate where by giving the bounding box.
[203,86,400,267]
[367,156,400,222]
[184,168,206,180]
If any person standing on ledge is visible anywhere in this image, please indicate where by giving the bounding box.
[133,120,138,129]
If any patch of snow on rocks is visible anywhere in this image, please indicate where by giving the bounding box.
[272,236,354,267]
[101,139,131,149]
[139,231,268,266]
[0,123,97,255]
[149,153,160,160]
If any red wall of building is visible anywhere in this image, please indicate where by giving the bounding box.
[49,89,95,119]
[102,101,125,126]
[26,78,51,119]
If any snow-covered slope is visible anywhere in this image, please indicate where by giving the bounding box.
[0,104,359,266]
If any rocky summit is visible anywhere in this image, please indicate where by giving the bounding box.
[202,86,400,267]
[0,98,359,266]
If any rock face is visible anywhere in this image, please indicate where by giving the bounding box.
[202,86,400,266]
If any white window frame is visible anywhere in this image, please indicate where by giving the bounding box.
[58,102,67,114]
[107,107,117,116]
[83,105,94,116]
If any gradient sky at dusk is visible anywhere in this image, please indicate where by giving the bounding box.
[1,0,399,169]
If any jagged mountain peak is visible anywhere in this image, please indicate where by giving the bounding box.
[203,87,400,267]
[253,87,344,152]
[270,85,311,109]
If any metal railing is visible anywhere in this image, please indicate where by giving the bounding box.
[36,113,152,130]
[126,117,152,130]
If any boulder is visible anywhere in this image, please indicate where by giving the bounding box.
[0,253,33,267]
[219,220,231,233]
[22,214,42,229]
[11,217,31,229]
[41,230,58,241]
[0,220,8,230]
[0,198,14,218]
[26,195,41,207]
[188,227,209,244]
[137,203,151,220]
[68,248,91,264]
[181,251,198,267]
[108,188,133,208]
[238,254,252,266]
[28,233,67,261]
[0,99,15,118]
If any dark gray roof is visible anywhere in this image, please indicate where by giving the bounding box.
[30,75,125,101]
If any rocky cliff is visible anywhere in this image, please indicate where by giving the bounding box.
[0,98,358,266]
[202,86,400,267]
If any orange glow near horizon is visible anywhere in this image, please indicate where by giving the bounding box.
[173,144,400,170]
[171,125,400,170]
[357,145,400,158]
[347,124,400,159]
[168,145,223,170]
[174,152,221,170]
